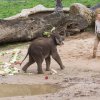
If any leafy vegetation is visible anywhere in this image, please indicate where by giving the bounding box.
[0,0,99,18]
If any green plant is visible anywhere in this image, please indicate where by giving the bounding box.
[0,0,99,19]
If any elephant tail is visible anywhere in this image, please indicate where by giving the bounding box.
[20,51,28,66]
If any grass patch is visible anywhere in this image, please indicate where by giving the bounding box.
[0,0,99,19]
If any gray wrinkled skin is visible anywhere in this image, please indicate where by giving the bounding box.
[21,33,65,74]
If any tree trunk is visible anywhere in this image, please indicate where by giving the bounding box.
[0,3,92,45]
[55,0,63,12]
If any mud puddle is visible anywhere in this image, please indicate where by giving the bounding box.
[0,84,60,97]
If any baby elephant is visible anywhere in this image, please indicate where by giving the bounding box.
[21,33,65,74]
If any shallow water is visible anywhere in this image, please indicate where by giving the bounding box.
[0,84,60,97]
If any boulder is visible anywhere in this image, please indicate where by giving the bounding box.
[70,3,94,25]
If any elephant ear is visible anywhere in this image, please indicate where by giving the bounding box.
[55,37,61,45]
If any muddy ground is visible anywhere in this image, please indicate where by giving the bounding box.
[1,31,100,100]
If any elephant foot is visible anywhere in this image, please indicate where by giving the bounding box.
[92,54,96,58]
[22,68,27,73]
[38,71,44,74]
[46,68,50,71]
[60,65,65,70]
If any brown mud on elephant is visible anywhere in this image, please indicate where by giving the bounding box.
[20,33,65,74]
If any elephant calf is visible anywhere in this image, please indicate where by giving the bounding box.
[21,33,65,74]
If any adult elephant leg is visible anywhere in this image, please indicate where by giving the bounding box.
[52,52,65,69]
[45,56,51,71]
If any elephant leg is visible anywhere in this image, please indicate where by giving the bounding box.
[52,52,65,69]
[36,58,44,74]
[45,56,51,71]
[93,36,99,58]
[22,56,34,72]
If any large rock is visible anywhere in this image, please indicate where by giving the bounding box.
[70,3,94,25]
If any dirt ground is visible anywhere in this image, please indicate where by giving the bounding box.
[1,32,100,100]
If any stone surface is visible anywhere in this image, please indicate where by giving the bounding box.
[70,3,94,25]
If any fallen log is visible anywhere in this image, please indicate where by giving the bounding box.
[4,4,69,20]
[0,3,93,44]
